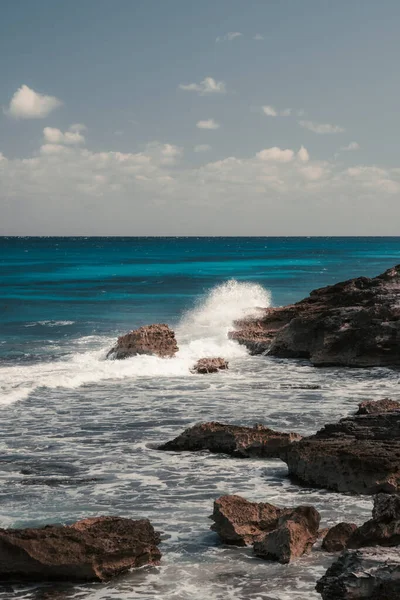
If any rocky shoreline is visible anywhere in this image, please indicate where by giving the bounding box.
[3,264,400,597]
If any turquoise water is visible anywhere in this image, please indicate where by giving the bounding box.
[1,237,400,600]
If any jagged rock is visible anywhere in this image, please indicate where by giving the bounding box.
[0,516,161,582]
[316,548,400,599]
[357,398,400,415]
[158,422,302,458]
[107,324,178,359]
[322,523,357,552]
[210,495,285,545]
[253,506,320,564]
[284,410,400,494]
[348,493,400,549]
[230,265,400,367]
[191,357,228,374]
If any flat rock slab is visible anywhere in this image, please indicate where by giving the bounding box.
[230,264,400,367]
[158,421,302,458]
[107,324,178,359]
[357,398,400,415]
[0,516,161,582]
[284,411,400,494]
[316,548,400,599]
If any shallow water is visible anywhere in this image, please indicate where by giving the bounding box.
[1,237,400,599]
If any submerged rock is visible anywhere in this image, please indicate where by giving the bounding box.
[191,357,229,374]
[356,398,400,415]
[210,495,285,545]
[158,422,302,458]
[284,410,400,494]
[0,516,161,582]
[316,548,400,599]
[321,523,357,553]
[230,264,400,367]
[253,505,320,564]
[107,324,178,359]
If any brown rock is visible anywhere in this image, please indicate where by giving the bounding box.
[284,411,400,494]
[316,548,400,599]
[209,495,285,545]
[158,422,302,458]
[321,523,357,552]
[230,265,400,367]
[348,494,400,549]
[253,505,321,564]
[0,516,161,582]
[357,398,400,415]
[191,357,229,374]
[107,324,178,359]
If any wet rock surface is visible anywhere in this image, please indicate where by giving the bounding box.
[284,410,400,494]
[0,516,161,582]
[191,357,229,374]
[230,265,400,367]
[357,398,400,415]
[107,324,178,359]
[253,505,321,564]
[321,523,357,553]
[158,421,302,458]
[316,548,400,599]
[348,493,400,549]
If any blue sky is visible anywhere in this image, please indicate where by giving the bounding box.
[1,0,400,234]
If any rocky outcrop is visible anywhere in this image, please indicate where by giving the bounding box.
[316,548,400,599]
[253,505,320,564]
[210,495,285,545]
[348,493,400,549]
[322,523,357,552]
[158,422,302,458]
[191,358,229,374]
[284,410,400,494]
[230,265,400,367]
[357,398,400,415]
[107,324,178,359]
[0,516,161,582]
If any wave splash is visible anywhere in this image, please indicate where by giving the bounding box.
[0,280,271,405]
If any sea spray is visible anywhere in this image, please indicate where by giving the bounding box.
[0,281,271,404]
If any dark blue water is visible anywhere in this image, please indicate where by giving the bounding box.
[1,237,400,600]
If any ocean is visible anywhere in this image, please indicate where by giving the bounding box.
[1,236,400,599]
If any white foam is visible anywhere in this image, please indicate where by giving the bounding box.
[25,320,75,328]
[0,281,271,405]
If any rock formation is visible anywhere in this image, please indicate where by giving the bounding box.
[158,422,302,458]
[230,265,400,367]
[0,516,161,582]
[107,324,178,359]
[316,548,400,599]
[321,523,357,553]
[191,357,229,374]
[348,493,400,549]
[284,409,400,494]
[356,398,400,415]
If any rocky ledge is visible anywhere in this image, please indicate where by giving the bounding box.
[210,494,320,564]
[230,264,400,367]
[0,516,161,582]
[158,422,302,458]
[284,403,400,494]
[107,324,178,359]
[191,357,229,374]
[316,548,400,599]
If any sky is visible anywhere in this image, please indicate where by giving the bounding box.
[1,0,400,235]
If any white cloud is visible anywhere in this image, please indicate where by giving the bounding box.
[341,141,360,151]
[194,144,211,152]
[196,119,220,130]
[6,84,62,119]
[69,123,87,133]
[262,105,278,117]
[253,34,264,40]
[43,125,86,146]
[297,146,310,162]
[179,77,226,95]
[256,147,294,163]
[299,120,345,134]
[216,32,243,42]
